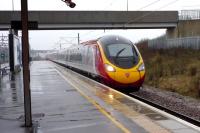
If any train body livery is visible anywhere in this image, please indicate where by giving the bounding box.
[48,35,145,91]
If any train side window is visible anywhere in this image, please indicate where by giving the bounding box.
[86,46,93,65]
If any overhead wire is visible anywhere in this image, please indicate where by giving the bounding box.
[125,0,180,25]
[137,0,162,10]
[103,0,119,10]
[182,4,200,8]
[54,36,78,50]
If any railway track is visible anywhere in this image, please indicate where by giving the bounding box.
[128,90,200,127]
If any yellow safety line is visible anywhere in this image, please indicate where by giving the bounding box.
[55,68,131,133]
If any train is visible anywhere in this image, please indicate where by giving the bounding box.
[47,35,145,91]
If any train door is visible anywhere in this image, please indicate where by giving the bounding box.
[94,45,104,76]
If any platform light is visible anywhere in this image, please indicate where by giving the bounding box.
[61,0,76,8]
[105,64,116,72]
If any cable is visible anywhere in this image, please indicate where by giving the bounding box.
[125,0,180,25]
[138,0,162,10]
[158,0,179,10]
[80,31,95,37]
[103,0,118,10]
[182,5,200,8]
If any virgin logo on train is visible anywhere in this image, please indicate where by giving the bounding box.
[125,73,130,78]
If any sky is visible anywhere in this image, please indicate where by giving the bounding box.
[0,0,200,50]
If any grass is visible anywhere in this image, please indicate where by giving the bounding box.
[137,41,200,99]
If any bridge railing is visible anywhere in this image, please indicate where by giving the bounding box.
[148,36,200,50]
[179,10,200,20]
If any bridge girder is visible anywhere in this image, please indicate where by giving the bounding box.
[0,11,178,30]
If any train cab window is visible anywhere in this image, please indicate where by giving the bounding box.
[99,35,139,69]
[107,44,135,57]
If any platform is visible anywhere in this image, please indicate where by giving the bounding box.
[0,61,199,133]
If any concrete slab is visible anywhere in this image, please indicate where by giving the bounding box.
[158,120,188,130]
[157,120,200,133]
[173,128,199,133]
[0,119,32,133]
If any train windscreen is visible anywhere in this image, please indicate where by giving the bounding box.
[99,36,139,69]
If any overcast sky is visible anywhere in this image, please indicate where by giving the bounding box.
[0,0,200,50]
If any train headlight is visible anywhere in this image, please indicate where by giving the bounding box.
[138,63,145,71]
[105,64,116,72]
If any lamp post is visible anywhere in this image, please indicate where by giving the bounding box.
[20,0,77,127]
[21,0,32,127]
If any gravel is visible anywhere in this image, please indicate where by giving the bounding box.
[130,85,200,121]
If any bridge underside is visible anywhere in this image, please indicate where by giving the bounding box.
[0,23,177,30]
[0,11,178,30]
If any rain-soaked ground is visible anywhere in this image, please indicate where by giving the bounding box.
[0,61,199,133]
[29,61,129,133]
[0,72,29,132]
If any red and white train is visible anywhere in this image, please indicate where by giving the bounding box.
[48,35,145,91]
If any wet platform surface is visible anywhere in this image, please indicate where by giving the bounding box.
[30,61,129,133]
[0,61,199,133]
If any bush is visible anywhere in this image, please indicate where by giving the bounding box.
[188,65,197,76]
[190,75,200,97]
[139,46,200,99]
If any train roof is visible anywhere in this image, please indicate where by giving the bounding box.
[81,35,132,46]
[81,39,98,45]
[98,35,132,45]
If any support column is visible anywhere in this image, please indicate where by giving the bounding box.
[21,0,32,127]
[8,29,14,73]
[166,27,178,39]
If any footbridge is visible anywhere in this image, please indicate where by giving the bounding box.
[0,11,178,30]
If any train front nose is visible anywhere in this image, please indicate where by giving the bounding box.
[114,70,141,84]
[105,68,145,88]
[104,63,145,86]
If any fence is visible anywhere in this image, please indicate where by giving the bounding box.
[179,10,200,20]
[148,36,200,50]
